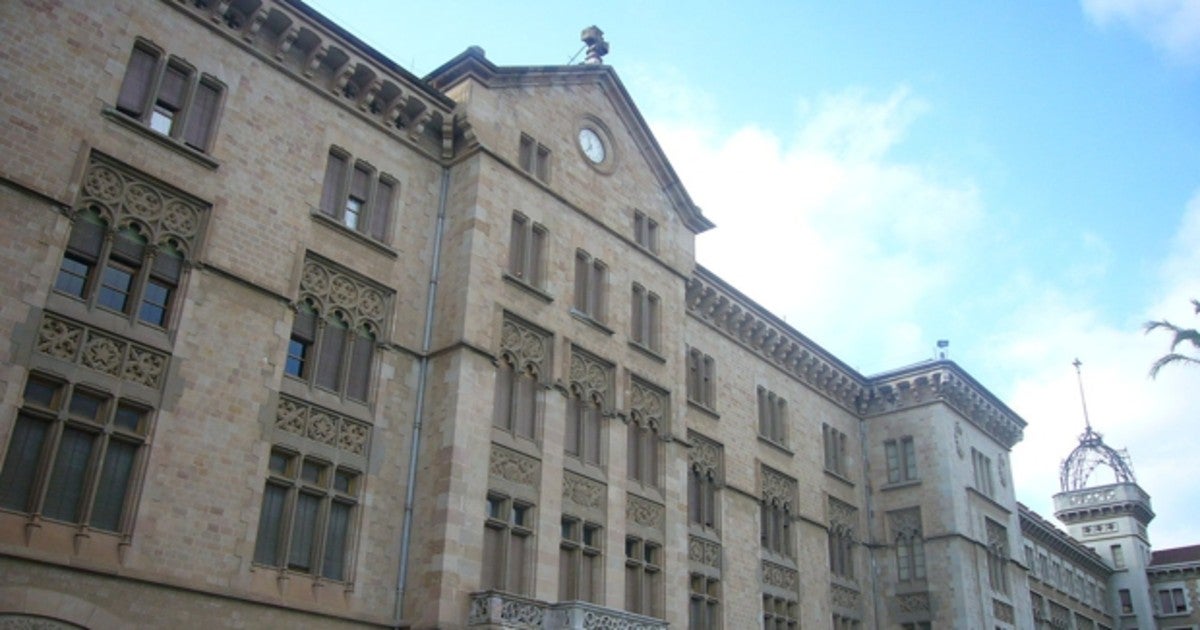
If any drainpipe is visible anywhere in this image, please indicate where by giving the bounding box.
[859,414,883,628]
[393,165,451,627]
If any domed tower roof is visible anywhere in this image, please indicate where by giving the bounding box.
[1059,359,1137,491]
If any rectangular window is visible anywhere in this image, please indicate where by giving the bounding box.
[688,464,718,530]
[896,533,926,582]
[252,448,360,580]
[758,387,787,445]
[1158,587,1188,613]
[625,537,662,618]
[634,210,659,253]
[318,149,397,242]
[689,575,720,630]
[0,374,150,533]
[493,353,539,441]
[482,494,534,595]
[885,436,918,483]
[518,133,551,183]
[627,420,660,489]
[763,595,798,630]
[686,347,716,409]
[828,526,854,579]
[631,284,661,351]
[823,423,848,475]
[507,213,547,287]
[573,251,607,323]
[1111,543,1126,569]
[565,391,602,465]
[116,41,223,152]
[559,516,603,603]
[1118,588,1133,614]
[972,448,996,497]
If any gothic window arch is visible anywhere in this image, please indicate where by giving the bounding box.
[494,316,549,441]
[688,433,722,532]
[627,379,666,489]
[761,467,797,559]
[565,348,610,464]
[828,498,857,580]
[889,508,926,582]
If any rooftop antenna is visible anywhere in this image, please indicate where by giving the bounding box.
[579,26,609,65]
[935,339,949,360]
[1073,358,1091,431]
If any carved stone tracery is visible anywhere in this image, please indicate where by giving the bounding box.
[489,445,539,488]
[627,378,665,430]
[501,317,549,376]
[626,494,664,529]
[568,348,611,403]
[689,536,721,569]
[37,314,168,389]
[688,431,722,479]
[299,257,389,335]
[762,466,796,509]
[562,471,605,511]
[275,394,370,456]
[761,559,798,590]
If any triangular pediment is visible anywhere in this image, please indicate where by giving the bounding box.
[426,48,713,234]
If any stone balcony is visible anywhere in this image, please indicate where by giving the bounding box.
[1053,482,1154,525]
[468,591,668,630]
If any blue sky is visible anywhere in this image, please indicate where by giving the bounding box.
[307,0,1200,548]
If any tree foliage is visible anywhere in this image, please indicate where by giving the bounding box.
[1144,299,1200,378]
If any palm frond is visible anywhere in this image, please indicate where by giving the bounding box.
[1149,353,1200,378]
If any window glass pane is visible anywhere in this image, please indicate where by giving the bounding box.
[69,390,106,422]
[55,255,91,298]
[285,338,308,377]
[90,439,137,531]
[253,482,288,565]
[288,492,321,570]
[300,459,323,484]
[486,495,504,519]
[511,503,529,527]
[117,45,158,116]
[113,403,143,432]
[23,377,60,409]
[334,469,354,493]
[0,416,49,511]
[343,197,362,229]
[98,265,134,312]
[322,500,351,580]
[268,450,290,475]
[149,109,173,134]
[43,427,97,523]
[139,279,171,326]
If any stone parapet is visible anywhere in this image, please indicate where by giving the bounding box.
[468,591,668,630]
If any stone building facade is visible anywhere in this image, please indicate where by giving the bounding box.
[0,1,1187,629]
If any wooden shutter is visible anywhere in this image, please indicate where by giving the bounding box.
[320,153,346,216]
[514,372,536,439]
[492,360,513,430]
[184,80,220,150]
[315,320,346,391]
[369,179,393,241]
[564,397,580,455]
[508,215,526,276]
[66,218,105,259]
[349,165,370,202]
[116,46,158,116]
[158,65,189,111]
[631,286,643,343]
[345,332,373,402]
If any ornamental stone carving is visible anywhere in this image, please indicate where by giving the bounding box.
[888,508,922,538]
[626,494,664,529]
[831,583,860,610]
[563,471,605,511]
[628,378,665,429]
[502,317,550,375]
[569,348,611,402]
[829,497,856,529]
[993,599,1014,624]
[986,519,1008,554]
[688,431,722,478]
[762,466,796,509]
[299,256,390,335]
[489,445,539,488]
[896,592,930,613]
[863,367,1025,448]
[275,395,370,456]
[762,559,797,590]
[689,536,721,569]
[37,314,169,389]
[79,154,207,259]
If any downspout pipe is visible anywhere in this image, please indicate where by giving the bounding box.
[393,165,451,627]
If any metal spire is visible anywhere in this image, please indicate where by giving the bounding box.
[1073,358,1091,431]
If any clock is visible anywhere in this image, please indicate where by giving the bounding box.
[578,128,606,164]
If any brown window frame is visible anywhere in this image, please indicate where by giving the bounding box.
[318,148,397,242]
[115,40,223,152]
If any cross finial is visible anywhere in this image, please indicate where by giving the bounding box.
[1073,358,1092,431]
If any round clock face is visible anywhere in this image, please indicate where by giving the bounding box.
[578,128,606,163]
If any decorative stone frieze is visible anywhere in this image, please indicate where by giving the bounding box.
[502,316,550,375]
[831,583,860,610]
[562,471,605,511]
[687,431,722,479]
[888,508,922,538]
[686,269,864,413]
[986,519,1008,554]
[568,348,611,402]
[628,378,665,430]
[761,466,796,509]
[298,255,390,335]
[993,598,1014,624]
[863,366,1025,448]
[275,394,370,456]
[689,536,721,569]
[828,497,856,529]
[626,494,664,529]
[79,153,207,259]
[167,0,455,157]
[468,592,669,629]
[489,445,539,488]
[895,592,930,613]
[761,559,797,591]
[37,314,168,389]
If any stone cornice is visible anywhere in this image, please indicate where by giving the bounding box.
[165,0,455,159]
[1018,503,1112,577]
[686,267,1027,449]
[862,362,1026,448]
[686,267,865,413]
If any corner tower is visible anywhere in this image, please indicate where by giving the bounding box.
[1053,360,1154,629]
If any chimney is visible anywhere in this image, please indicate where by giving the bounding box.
[580,26,609,64]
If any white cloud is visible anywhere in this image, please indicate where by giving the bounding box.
[1082,0,1200,62]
